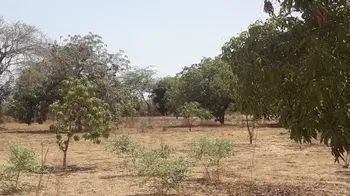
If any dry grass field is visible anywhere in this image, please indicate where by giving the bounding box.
[0,117,349,196]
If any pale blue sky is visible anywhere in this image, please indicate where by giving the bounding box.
[1,0,267,77]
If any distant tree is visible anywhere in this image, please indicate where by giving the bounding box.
[179,102,213,131]
[10,33,130,124]
[164,77,186,118]
[121,66,157,115]
[177,57,236,124]
[0,17,45,119]
[50,79,113,167]
[150,76,174,115]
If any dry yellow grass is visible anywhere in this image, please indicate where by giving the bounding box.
[0,117,349,195]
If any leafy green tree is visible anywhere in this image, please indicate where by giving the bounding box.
[164,77,186,118]
[150,76,174,115]
[120,66,157,115]
[177,57,236,124]
[49,79,113,167]
[9,67,50,124]
[179,102,213,131]
[11,33,130,124]
[223,0,350,164]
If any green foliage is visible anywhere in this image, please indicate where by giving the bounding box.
[223,0,350,164]
[9,67,49,124]
[111,135,138,156]
[189,138,234,181]
[164,77,186,117]
[111,137,188,195]
[180,102,213,131]
[8,143,37,173]
[121,66,156,115]
[180,102,212,119]
[50,79,114,167]
[175,57,236,124]
[150,77,174,115]
[0,143,37,191]
[11,33,130,124]
[136,144,188,195]
[0,17,44,121]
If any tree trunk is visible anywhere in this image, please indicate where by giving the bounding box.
[245,114,254,145]
[146,102,151,116]
[76,117,83,132]
[218,113,225,125]
[63,138,70,168]
[63,149,68,168]
[217,102,230,125]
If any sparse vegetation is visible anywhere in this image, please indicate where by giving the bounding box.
[179,102,213,131]
[112,137,189,195]
[1,0,350,195]
[0,143,37,193]
[136,144,189,195]
[189,138,234,182]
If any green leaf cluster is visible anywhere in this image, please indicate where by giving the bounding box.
[189,138,234,181]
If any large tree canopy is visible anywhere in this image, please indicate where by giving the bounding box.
[10,33,130,124]
[175,57,236,124]
[223,0,350,163]
[150,76,174,116]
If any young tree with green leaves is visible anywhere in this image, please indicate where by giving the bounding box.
[179,102,213,131]
[49,79,114,167]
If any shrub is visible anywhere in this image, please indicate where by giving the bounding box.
[111,134,138,156]
[136,145,188,195]
[179,102,213,131]
[0,143,37,191]
[189,138,234,181]
[111,139,189,195]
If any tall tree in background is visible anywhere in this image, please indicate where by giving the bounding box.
[0,17,45,118]
[121,66,156,115]
[177,57,236,124]
[10,33,130,124]
[150,76,174,115]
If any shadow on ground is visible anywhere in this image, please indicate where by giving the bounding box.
[165,122,282,130]
[0,130,54,134]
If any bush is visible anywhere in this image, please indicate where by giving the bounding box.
[136,145,188,195]
[111,138,189,195]
[179,102,213,131]
[189,138,234,181]
[111,134,138,156]
[0,143,37,192]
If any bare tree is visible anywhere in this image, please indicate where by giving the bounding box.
[0,16,45,102]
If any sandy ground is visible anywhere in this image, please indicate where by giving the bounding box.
[0,117,349,196]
